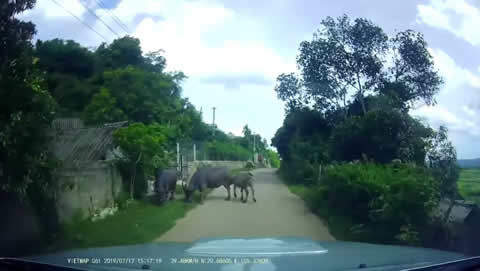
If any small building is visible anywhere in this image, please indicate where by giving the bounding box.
[436,199,480,255]
[51,119,128,223]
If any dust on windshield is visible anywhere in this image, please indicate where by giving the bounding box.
[1,0,479,262]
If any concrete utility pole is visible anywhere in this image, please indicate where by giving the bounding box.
[176,142,180,173]
[253,134,256,163]
[212,107,216,137]
[193,144,196,161]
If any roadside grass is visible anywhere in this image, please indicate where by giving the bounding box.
[284,177,388,244]
[286,184,356,241]
[46,186,210,253]
[458,169,480,205]
[46,197,193,253]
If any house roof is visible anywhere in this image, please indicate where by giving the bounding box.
[51,121,128,161]
[437,199,475,223]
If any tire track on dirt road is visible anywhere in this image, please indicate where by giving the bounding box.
[154,168,334,242]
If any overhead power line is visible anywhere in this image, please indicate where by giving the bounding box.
[93,0,131,35]
[49,0,109,42]
[78,0,120,38]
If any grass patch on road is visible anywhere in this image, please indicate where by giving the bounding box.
[458,169,480,205]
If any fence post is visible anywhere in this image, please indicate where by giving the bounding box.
[193,144,196,162]
[176,142,180,173]
[181,155,185,180]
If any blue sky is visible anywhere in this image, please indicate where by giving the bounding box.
[20,0,480,158]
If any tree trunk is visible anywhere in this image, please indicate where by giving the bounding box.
[358,92,367,115]
[356,72,367,114]
[129,152,143,200]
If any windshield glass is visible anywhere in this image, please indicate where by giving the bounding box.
[1,0,479,269]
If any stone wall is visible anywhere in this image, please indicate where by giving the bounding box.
[56,161,122,223]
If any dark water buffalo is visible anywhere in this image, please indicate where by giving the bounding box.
[182,167,233,203]
[154,169,178,203]
[233,172,256,203]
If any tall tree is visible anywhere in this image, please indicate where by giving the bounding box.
[0,0,60,249]
[83,66,185,125]
[95,36,144,70]
[426,126,459,198]
[0,0,57,197]
[34,39,97,114]
[275,15,443,116]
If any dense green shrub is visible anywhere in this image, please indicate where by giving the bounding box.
[330,111,431,164]
[305,163,439,245]
[205,141,251,161]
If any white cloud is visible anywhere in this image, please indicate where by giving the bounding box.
[121,0,290,142]
[412,48,480,141]
[462,105,477,116]
[21,0,85,18]
[428,48,480,89]
[417,0,480,46]
[412,106,480,136]
[417,3,451,30]
[132,12,294,79]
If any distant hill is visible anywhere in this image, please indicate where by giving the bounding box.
[457,158,480,168]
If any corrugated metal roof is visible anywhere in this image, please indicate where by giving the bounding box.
[437,200,474,223]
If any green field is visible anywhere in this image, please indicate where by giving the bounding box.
[457,169,480,205]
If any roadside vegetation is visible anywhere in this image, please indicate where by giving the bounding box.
[458,169,480,205]
[273,15,460,249]
[1,0,280,256]
[46,196,194,253]
[45,166,239,253]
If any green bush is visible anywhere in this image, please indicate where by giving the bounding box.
[114,191,131,210]
[330,111,431,165]
[206,141,251,161]
[307,163,439,245]
[245,161,255,169]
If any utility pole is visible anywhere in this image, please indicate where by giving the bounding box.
[253,134,256,163]
[212,107,216,137]
[200,107,203,120]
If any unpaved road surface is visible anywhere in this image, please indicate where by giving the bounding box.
[154,168,334,242]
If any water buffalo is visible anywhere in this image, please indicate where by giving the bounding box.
[233,172,256,203]
[182,167,234,203]
[154,169,178,203]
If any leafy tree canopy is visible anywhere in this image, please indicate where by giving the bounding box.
[275,14,443,116]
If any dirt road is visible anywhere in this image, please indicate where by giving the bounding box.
[154,168,334,242]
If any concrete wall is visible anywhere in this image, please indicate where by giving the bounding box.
[56,161,122,223]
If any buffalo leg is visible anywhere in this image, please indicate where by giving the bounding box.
[243,187,248,203]
[250,184,256,202]
[170,190,175,200]
[240,187,244,201]
[233,184,238,198]
[198,186,203,204]
[224,184,231,200]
